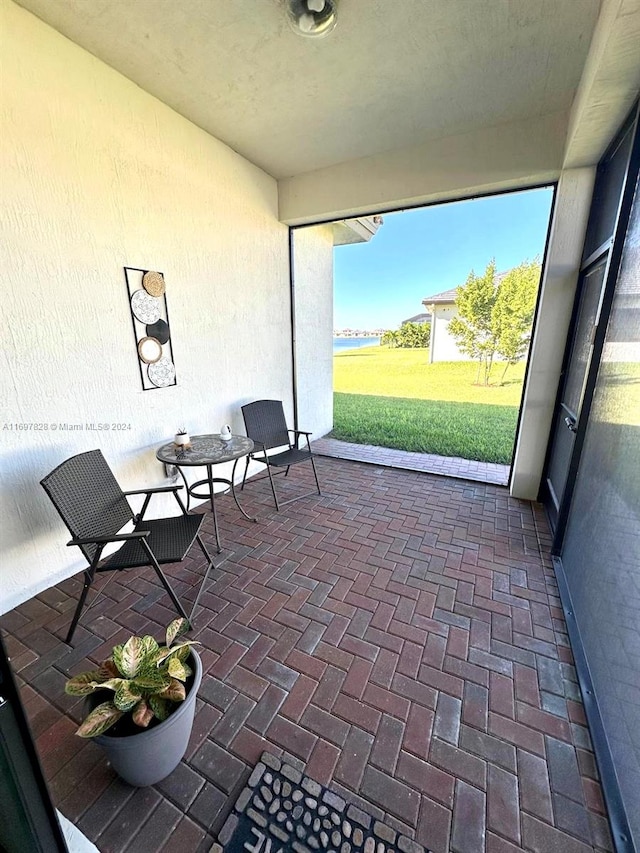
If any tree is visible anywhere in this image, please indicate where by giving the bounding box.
[381,323,430,349]
[448,258,541,385]
[492,260,540,382]
[381,329,399,347]
[398,321,431,348]
[448,260,498,385]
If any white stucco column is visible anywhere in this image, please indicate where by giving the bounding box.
[291,224,335,439]
[510,167,596,500]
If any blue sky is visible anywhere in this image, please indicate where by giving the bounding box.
[333,186,554,330]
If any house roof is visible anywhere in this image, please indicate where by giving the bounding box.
[423,270,512,306]
[13,0,636,190]
[332,216,383,246]
[402,313,432,324]
[422,288,458,306]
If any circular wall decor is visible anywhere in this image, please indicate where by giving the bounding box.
[137,336,163,364]
[131,289,162,324]
[146,318,170,345]
[142,270,166,297]
[148,356,176,388]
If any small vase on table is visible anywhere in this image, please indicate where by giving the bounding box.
[174,428,191,451]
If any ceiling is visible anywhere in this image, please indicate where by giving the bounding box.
[13,0,605,180]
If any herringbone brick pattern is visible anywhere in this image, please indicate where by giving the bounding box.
[1,458,613,853]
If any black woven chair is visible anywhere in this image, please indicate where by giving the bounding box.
[240,399,321,511]
[41,449,215,644]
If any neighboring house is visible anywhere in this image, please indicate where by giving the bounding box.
[421,287,461,362]
[401,312,431,326]
[423,273,507,363]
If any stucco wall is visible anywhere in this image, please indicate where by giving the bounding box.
[429,305,468,363]
[0,1,296,613]
[511,167,596,500]
[279,112,566,225]
[292,225,335,439]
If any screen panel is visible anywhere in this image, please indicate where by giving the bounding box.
[562,174,640,850]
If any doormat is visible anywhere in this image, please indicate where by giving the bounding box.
[211,753,430,853]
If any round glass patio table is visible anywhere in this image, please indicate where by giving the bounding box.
[156,433,255,553]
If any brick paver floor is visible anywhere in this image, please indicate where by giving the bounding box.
[1,457,613,853]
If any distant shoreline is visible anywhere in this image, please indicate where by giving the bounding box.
[333,335,380,353]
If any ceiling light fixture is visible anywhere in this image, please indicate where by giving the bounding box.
[286,0,338,38]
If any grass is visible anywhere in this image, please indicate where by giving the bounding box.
[331,346,526,463]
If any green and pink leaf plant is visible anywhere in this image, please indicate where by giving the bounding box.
[65,618,198,738]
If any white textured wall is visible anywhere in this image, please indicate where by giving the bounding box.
[0,1,291,612]
[279,112,566,225]
[292,225,335,439]
[511,168,596,500]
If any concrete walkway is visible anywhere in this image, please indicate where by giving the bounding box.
[312,438,510,487]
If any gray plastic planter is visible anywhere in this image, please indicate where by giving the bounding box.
[90,648,202,787]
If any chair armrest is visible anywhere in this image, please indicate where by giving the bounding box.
[124,485,183,496]
[251,441,267,453]
[288,429,312,449]
[126,484,188,521]
[67,531,150,547]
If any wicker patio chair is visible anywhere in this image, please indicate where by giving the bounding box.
[41,449,215,644]
[240,399,321,510]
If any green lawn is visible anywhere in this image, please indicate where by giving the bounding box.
[331,346,526,463]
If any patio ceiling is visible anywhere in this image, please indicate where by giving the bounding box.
[11,0,606,180]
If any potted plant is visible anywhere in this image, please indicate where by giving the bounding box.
[65,618,202,787]
[174,427,191,449]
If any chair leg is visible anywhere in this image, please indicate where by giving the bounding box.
[196,534,215,571]
[265,464,280,511]
[152,563,190,623]
[141,541,189,624]
[190,534,216,621]
[65,568,94,644]
[310,455,322,496]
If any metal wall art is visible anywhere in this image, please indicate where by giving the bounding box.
[124,267,177,390]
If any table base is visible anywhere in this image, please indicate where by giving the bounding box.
[177,459,257,553]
